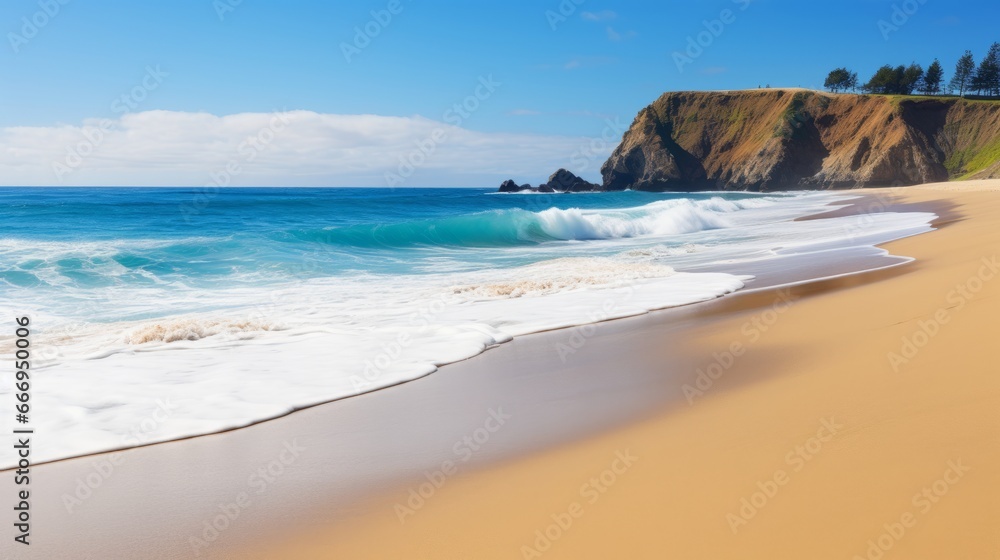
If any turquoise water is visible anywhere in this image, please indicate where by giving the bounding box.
[0,186,782,291]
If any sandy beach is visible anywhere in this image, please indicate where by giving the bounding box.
[5,3,999,558]
[240,181,1000,559]
[11,181,1000,559]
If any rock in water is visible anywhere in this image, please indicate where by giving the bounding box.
[498,179,523,193]
[538,169,601,192]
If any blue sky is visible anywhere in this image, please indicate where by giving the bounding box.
[0,0,996,186]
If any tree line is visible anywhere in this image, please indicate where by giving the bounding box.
[824,43,1000,97]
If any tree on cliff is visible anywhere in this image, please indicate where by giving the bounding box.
[863,66,897,94]
[950,51,977,97]
[920,60,944,95]
[971,43,1000,96]
[863,64,922,95]
[824,68,857,93]
[900,64,924,95]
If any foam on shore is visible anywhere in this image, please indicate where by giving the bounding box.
[0,192,938,467]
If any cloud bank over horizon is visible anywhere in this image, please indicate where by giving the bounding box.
[0,110,619,187]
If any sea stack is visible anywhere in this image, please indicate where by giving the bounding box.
[497,169,600,193]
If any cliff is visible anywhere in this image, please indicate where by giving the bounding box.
[600,89,1000,191]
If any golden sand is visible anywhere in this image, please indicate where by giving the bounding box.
[241,181,1000,559]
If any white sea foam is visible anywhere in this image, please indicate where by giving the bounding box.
[449,258,677,298]
[530,196,769,241]
[0,192,938,467]
[123,318,281,344]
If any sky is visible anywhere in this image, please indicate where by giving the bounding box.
[0,0,996,187]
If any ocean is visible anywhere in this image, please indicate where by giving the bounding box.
[0,187,936,465]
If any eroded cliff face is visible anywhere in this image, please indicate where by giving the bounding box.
[600,90,1000,191]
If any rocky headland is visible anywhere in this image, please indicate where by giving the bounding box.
[500,89,1000,192]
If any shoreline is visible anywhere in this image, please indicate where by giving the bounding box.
[3,190,925,471]
[11,181,999,559]
[240,180,1000,559]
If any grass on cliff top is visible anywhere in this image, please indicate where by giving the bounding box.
[874,94,1000,107]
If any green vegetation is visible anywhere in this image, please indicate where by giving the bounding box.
[884,94,999,104]
[673,112,699,138]
[954,137,1000,178]
[863,64,924,95]
[718,106,753,141]
[826,44,1000,98]
[922,60,944,95]
[950,51,976,97]
[772,92,810,139]
[945,147,974,176]
[971,43,1000,97]
[824,68,857,93]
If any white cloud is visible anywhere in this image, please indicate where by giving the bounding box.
[581,10,617,22]
[0,110,614,187]
[606,27,637,41]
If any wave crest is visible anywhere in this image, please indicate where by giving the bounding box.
[293,197,770,249]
